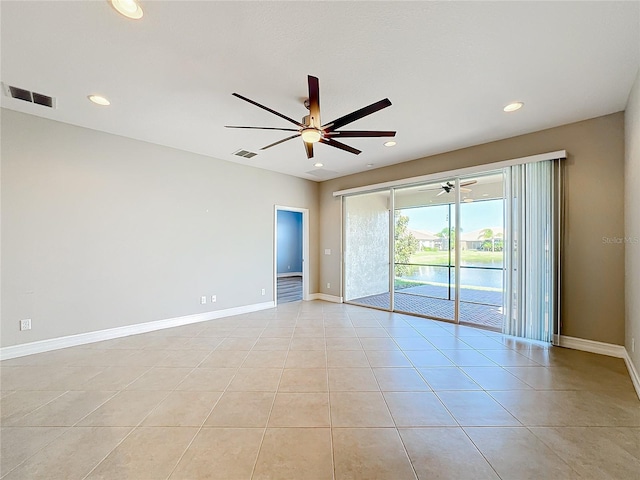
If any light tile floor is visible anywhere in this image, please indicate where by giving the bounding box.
[1,301,639,479]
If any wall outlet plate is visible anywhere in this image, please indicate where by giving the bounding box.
[211,295,217,303]
[200,296,207,304]
[20,319,31,331]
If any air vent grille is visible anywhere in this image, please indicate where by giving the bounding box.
[233,149,258,159]
[3,83,56,108]
[32,92,54,108]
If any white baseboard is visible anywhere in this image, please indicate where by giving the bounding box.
[623,352,640,400]
[0,301,275,361]
[277,272,303,278]
[553,335,627,358]
[308,293,343,303]
[554,335,640,400]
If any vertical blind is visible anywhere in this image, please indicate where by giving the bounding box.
[503,160,557,342]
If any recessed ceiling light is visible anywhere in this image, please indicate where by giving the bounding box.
[482,193,489,197]
[503,102,524,112]
[366,163,374,168]
[314,162,323,168]
[384,141,397,147]
[111,0,143,20]
[463,198,474,203]
[88,95,110,106]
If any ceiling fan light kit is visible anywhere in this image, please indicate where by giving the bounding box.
[111,0,143,19]
[301,128,321,143]
[225,75,396,159]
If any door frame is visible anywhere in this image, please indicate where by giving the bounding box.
[274,205,309,304]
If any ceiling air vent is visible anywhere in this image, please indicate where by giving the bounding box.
[2,83,56,108]
[233,149,257,159]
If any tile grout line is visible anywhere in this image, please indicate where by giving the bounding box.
[1,349,163,478]
[364,314,420,480]
[325,307,337,480]
[523,425,585,478]
[457,425,505,480]
[163,329,258,480]
[81,322,259,480]
[80,359,193,480]
[247,309,297,480]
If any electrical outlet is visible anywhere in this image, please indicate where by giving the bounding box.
[211,295,217,303]
[327,282,330,289]
[261,288,266,296]
[200,296,207,305]
[20,319,31,331]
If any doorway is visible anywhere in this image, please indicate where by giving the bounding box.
[275,206,309,304]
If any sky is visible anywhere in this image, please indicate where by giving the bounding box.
[401,199,503,233]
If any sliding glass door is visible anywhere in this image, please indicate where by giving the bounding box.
[393,181,456,321]
[342,160,559,341]
[458,172,506,329]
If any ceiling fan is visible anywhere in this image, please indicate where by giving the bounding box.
[225,75,396,159]
[420,180,478,196]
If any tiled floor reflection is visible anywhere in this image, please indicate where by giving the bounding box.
[1,301,638,479]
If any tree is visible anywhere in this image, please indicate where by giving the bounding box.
[478,228,502,252]
[394,212,419,276]
[435,226,457,251]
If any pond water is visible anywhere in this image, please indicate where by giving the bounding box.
[401,264,504,289]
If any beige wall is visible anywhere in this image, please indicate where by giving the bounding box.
[319,113,626,345]
[1,109,319,348]
[625,68,640,368]
[1,107,629,349]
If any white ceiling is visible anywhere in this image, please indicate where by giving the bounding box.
[2,1,639,181]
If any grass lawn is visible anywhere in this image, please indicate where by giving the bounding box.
[408,250,503,265]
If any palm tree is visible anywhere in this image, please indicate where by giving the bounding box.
[436,226,458,250]
[478,228,496,251]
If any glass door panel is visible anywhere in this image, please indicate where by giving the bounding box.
[344,191,391,309]
[458,171,506,330]
[393,181,456,321]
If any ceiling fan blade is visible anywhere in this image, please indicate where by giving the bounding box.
[325,130,396,138]
[232,93,305,128]
[460,180,478,187]
[260,134,300,150]
[319,138,361,155]
[304,141,314,159]
[322,98,392,132]
[225,126,299,132]
[307,76,321,128]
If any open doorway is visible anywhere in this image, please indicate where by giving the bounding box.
[275,206,309,304]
